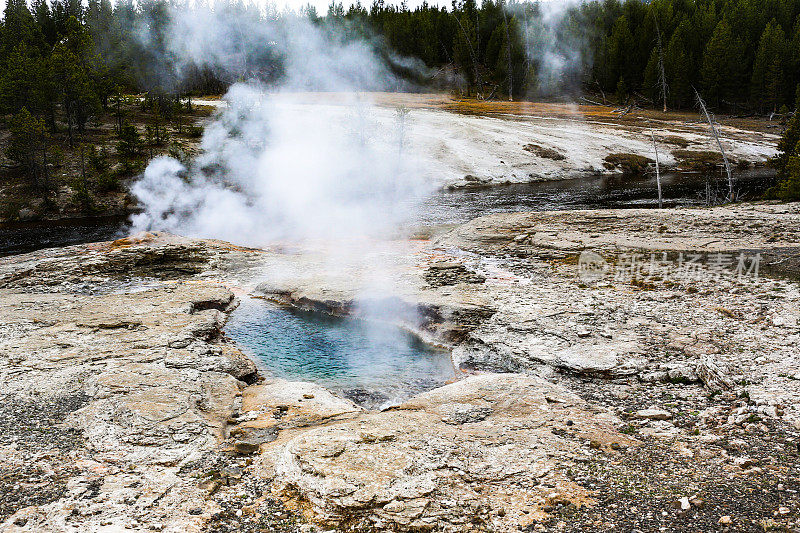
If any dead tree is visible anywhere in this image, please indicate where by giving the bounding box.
[451,14,483,99]
[501,1,513,101]
[594,80,607,105]
[694,88,734,202]
[522,8,531,89]
[654,16,668,113]
[651,130,663,208]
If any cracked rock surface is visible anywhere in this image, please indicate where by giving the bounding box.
[1,202,800,531]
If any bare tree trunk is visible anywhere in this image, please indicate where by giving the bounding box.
[594,80,607,105]
[116,97,122,135]
[651,130,663,208]
[452,14,482,98]
[522,8,530,89]
[40,128,49,191]
[654,16,668,113]
[695,88,734,202]
[501,2,513,101]
[66,102,74,148]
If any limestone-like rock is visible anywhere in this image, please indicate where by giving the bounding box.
[636,409,673,421]
[3,203,800,531]
[263,374,635,531]
[0,239,261,531]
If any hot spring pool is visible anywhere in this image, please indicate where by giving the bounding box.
[225,297,455,408]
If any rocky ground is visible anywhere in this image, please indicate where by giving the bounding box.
[0,203,799,532]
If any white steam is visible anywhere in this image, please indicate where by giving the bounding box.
[512,0,588,96]
[131,10,433,245]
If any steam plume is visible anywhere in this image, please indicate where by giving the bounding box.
[510,0,589,97]
[131,8,433,245]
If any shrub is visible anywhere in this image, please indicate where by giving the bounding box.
[603,153,654,174]
[117,124,142,160]
[767,114,800,200]
[70,177,94,212]
[187,125,203,138]
[8,108,50,190]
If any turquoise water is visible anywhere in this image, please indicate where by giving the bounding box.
[225,297,455,408]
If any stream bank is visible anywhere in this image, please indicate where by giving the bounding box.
[0,167,777,257]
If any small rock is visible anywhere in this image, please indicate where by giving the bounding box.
[221,465,243,481]
[188,508,202,515]
[777,507,790,516]
[677,497,691,511]
[635,409,672,421]
[303,393,315,399]
[718,515,732,525]
[733,456,758,469]
[18,208,37,221]
[689,497,705,508]
[383,500,406,513]
[442,405,493,425]
[234,441,260,455]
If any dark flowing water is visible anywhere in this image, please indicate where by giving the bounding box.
[0,169,775,257]
[225,297,454,408]
[409,168,777,226]
[0,216,130,258]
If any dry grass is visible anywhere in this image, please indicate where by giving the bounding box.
[603,153,655,174]
[661,135,692,148]
[523,143,566,160]
[672,149,725,169]
[250,92,779,135]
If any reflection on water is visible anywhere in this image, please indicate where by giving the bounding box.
[225,297,454,408]
[409,168,777,226]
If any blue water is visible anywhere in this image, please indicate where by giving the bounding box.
[225,297,455,408]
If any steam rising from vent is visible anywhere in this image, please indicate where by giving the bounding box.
[130,9,433,245]
[510,0,589,97]
[165,7,390,92]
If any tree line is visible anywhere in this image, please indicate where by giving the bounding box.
[3,0,800,111]
[1,0,799,195]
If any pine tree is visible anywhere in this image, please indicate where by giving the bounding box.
[1,0,44,55]
[642,47,660,103]
[8,108,50,190]
[795,84,800,110]
[769,113,800,199]
[606,15,635,92]
[616,77,628,104]
[452,0,481,96]
[664,21,693,108]
[751,20,787,112]
[0,44,40,115]
[701,19,747,107]
[117,123,143,174]
[51,16,101,145]
[791,17,800,106]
